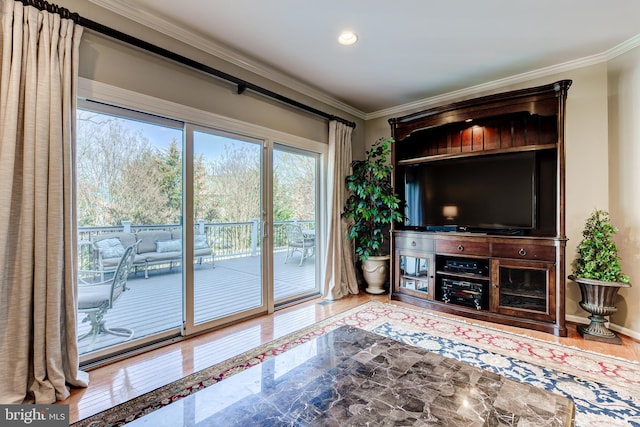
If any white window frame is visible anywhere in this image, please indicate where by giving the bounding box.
[77,78,328,326]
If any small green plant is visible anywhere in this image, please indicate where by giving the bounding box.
[572,209,630,283]
[342,137,403,261]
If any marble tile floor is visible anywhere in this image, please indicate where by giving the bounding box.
[127,325,574,426]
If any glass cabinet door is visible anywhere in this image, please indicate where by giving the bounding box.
[398,253,435,300]
[491,259,555,321]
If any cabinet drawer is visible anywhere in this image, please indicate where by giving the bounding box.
[395,236,434,252]
[435,240,489,256]
[491,243,556,261]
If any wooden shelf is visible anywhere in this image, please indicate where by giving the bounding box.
[436,271,490,281]
[401,274,430,280]
[500,290,546,300]
[396,144,558,166]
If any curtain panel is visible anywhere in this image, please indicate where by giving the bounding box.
[0,0,87,403]
[322,121,358,299]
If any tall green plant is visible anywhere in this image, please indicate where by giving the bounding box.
[572,209,630,283]
[342,137,403,261]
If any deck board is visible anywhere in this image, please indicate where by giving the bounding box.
[77,251,317,355]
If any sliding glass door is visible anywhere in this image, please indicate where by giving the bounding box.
[76,103,185,356]
[185,127,266,332]
[273,144,320,304]
[76,98,325,361]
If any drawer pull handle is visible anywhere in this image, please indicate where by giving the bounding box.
[518,248,527,257]
[411,241,417,247]
[457,245,464,252]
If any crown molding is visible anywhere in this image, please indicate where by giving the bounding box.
[86,0,366,120]
[367,35,640,120]
[365,52,609,120]
[606,33,640,60]
[86,0,640,123]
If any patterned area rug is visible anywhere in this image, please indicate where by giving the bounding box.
[72,301,640,427]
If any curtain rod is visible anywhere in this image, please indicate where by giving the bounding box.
[18,0,357,128]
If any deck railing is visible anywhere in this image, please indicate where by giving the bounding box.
[78,219,314,270]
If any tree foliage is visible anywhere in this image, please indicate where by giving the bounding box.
[76,112,171,225]
[572,209,630,283]
[209,145,261,222]
[155,141,182,218]
[342,137,403,261]
[273,151,316,221]
[77,111,316,228]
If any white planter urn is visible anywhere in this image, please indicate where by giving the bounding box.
[362,255,390,294]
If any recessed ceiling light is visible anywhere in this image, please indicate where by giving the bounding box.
[338,31,358,46]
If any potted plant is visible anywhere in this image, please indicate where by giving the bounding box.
[568,209,631,344]
[342,137,403,294]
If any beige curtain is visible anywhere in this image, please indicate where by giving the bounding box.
[322,121,359,299]
[0,0,87,403]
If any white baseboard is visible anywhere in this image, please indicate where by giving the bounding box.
[566,314,640,341]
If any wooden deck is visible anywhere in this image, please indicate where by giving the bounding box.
[77,251,317,355]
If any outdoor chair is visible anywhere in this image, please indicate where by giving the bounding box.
[284,224,315,266]
[77,243,137,348]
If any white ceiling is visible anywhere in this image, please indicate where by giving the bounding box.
[92,0,640,117]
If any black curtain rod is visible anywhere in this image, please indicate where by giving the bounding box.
[18,0,357,128]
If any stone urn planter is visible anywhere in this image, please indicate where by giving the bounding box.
[362,255,389,294]
[569,275,631,345]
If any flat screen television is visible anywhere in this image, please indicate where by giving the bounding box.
[403,152,537,233]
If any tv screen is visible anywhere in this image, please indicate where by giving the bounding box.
[403,152,536,232]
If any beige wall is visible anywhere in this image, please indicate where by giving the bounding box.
[608,46,640,333]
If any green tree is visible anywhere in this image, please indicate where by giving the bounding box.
[273,151,316,221]
[77,109,318,231]
[194,153,219,222]
[210,145,261,222]
[77,112,167,226]
[155,140,182,222]
[572,210,630,283]
[342,137,403,261]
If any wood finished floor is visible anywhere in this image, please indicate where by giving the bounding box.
[62,293,640,424]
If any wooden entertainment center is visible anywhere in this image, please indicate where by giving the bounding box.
[388,80,572,336]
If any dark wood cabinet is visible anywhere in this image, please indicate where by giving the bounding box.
[490,258,556,322]
[388,81,571,336]
[392,232,565,335]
